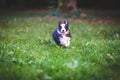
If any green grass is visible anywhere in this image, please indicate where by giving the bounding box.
[0,16,120,80]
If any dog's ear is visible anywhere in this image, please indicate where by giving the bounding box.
[64,20,69,30]
[64,20,68,25]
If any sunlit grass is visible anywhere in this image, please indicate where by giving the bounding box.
[0,17,120,80]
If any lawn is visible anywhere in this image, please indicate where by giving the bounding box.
[0,14,120,80]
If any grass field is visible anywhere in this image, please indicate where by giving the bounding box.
[0,14,120,80]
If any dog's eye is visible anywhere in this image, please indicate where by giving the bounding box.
[65,25,68,30]
[60,26,62,28]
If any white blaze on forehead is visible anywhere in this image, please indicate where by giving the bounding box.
[60,24,66,28]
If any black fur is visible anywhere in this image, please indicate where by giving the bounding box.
[52,20,71,46]
[52,29,61,45]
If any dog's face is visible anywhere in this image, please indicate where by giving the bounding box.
[58,20,69,34]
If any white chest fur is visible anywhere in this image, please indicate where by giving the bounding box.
[59,35,70,47]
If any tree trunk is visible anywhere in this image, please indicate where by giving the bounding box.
[58,0,77,13]
[67,0,77,12]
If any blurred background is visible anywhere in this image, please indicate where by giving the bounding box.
[0,0,120,9]
[0,0,120,24]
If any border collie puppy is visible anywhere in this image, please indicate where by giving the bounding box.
[52,20,71,47]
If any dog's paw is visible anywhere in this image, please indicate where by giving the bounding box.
[60,39,70,47]
[64,41,70,47]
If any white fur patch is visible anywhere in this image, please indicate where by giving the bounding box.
[60,24,66,32]
[60,35,70,47]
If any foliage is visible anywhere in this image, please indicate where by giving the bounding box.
[48,0,79,18]
[48,0,58,9]
[0,15,120,80]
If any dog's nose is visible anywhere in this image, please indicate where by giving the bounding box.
[62,30,64,32]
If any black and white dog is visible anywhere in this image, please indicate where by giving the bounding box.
[52,20,71,47]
